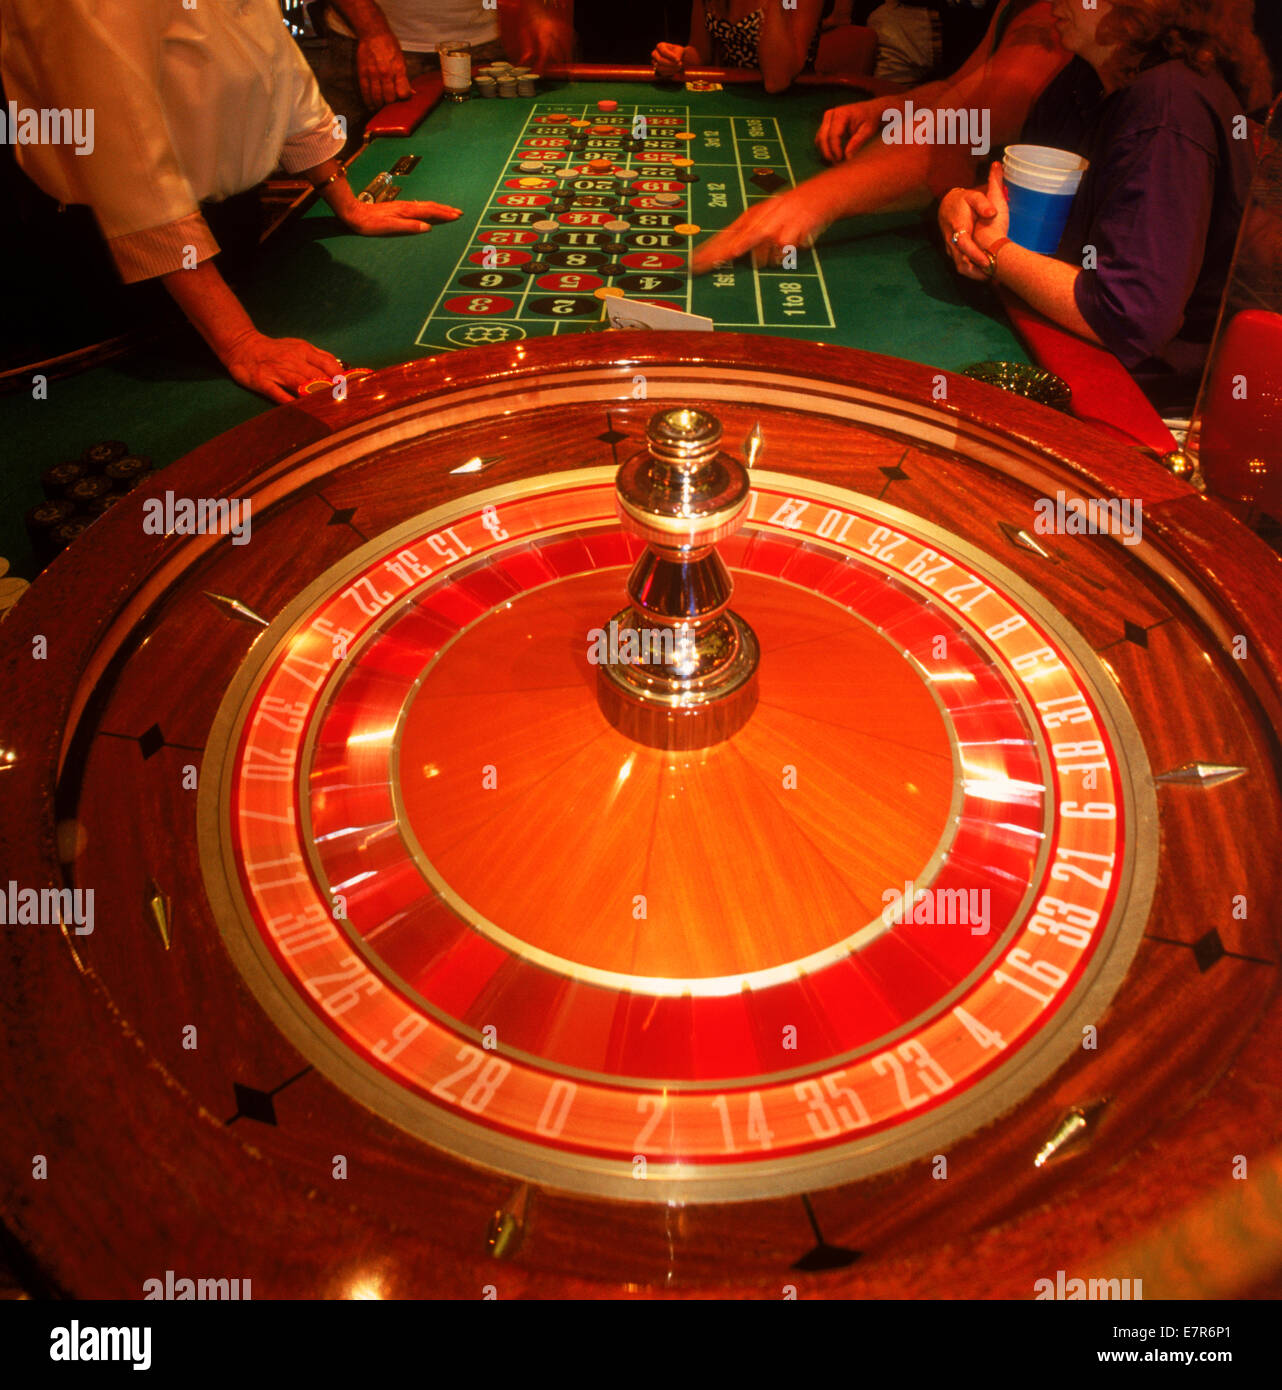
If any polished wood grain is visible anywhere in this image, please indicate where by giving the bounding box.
[0,336,1279,1298]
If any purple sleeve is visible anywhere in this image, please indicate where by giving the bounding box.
[1071,125,1217,368]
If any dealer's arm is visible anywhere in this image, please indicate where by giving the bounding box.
[0,0,460,402]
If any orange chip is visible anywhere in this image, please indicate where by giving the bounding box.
[594,286,625,299]
[673,223,701,235]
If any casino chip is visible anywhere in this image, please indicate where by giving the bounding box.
[0,574,29,617]
[588,159,612,173]
[24,499,76,564]
[652,194,682,206]
[675,131,697,140]
[598,99,618,112]
[518,161,545,173]
[532,219,560,232]
[674,223,701,236]
[104,455,152,491]
[66,476,113,505]
[593,286,624,299]
[671,157,694,167]
[40,461,85,498]
[81,493,122,519]
[604,219,631,233]
[81,441,128,470]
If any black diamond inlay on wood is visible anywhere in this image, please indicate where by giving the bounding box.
[880,464,909,481]
[1193,929,1226,973]
[328,507,357,527]
[597,427,627,446]
[1123,620,1149,648]
[231,1083,278,1126]
[793,1241,863,1272]
[138,724,165,760]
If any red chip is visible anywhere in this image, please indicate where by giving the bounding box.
[598,99,618,112]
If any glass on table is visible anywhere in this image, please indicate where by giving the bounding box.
[438,41,472,101]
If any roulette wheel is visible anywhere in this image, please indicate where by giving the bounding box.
[1,335,1280,1299]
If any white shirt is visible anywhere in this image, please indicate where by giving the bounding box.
[328,0,499,53]
[0,0,337,281]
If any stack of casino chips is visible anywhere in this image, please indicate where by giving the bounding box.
[475,63,537,97]
[25,440,156,569]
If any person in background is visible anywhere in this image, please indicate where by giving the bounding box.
[576,0,692,63]
[940,0,1270,410]
[311,0,573,155]
[865,0,1004,86]
[651,0,826,93]
[692,0,1062,268]
[1253,0,1281,97]
[816,0,1042,161]
[0,0,460,402]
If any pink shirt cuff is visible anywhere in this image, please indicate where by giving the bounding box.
[279,120,343,175]
[108,211,220,283]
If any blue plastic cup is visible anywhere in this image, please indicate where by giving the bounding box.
[1002,145,1088,255]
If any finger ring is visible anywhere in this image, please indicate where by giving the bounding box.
[951,230,962,245]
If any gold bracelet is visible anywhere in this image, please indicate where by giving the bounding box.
[983,236,1012,281]
[312,170,342,191]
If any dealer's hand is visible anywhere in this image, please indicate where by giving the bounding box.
[220,331,343,406]
[341,199,462,235]
[356,32,412,110]
[692,186,830,272]
[815,98,885,163]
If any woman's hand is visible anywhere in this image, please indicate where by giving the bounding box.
[939,162,1007,280]
[652,43,696,79]
[219,330,343,405]
[815,99,885,163]
[356,32,412,110]
[691,184,833,272]
[340,199,462,235]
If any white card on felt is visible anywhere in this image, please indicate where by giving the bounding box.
[604,298,713,332]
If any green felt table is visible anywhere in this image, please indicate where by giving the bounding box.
[0,76,1027,579]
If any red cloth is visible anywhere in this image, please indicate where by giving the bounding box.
[999,291,1177,454]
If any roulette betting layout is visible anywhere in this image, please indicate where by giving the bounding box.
[417,100,834,352]
[1,336,1280,1298]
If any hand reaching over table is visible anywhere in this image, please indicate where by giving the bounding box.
[221,331,344,406]
[691,184,837,272]
[815,98,887,164]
